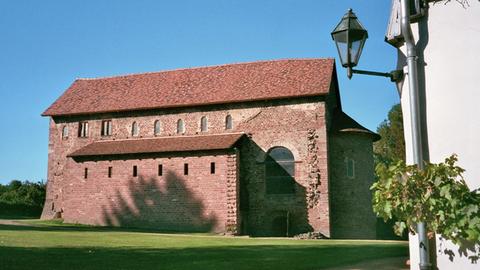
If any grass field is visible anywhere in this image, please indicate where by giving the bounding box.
[0,220,408,270]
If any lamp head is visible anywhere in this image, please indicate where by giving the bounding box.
[331,9,368,71]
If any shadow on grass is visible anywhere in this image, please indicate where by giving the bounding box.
[0,223,214,235]
[0,244,408,270]
[0,215,40,220]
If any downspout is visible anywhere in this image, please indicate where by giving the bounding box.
[400,0,431,270]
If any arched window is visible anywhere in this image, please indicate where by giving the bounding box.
[177,119,185,134]
[265,147,295,194]
[154,120,161,136]
[62,125,69,139]
[131,121,139,136]
[345,157,355,179]
[225,114,233,130]
[200,116,208,132]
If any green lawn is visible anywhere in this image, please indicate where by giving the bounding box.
[0,220,408,270]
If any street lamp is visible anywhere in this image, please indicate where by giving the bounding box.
[331,9,403,82]
[331,4,431,270]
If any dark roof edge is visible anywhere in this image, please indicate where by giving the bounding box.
[331,109,381,142]
[67,133,245,157]
[68,146,237,158]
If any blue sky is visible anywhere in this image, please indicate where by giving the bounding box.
[0,1,399,184]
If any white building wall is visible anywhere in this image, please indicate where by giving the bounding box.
[397,2,480,269]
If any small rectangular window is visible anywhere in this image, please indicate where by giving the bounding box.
[158,164,163,176]
[84,168,88,179]
[210,162,215,174]
[78,122,89,137]
[108,166,112,178]
[101,120,112,136]
[184,163,189,175]
[133,165,138,177]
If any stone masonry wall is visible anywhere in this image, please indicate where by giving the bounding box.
[328,132,376,239]
[42,97,330,235]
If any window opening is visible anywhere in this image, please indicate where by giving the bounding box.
[177,119,185,134]
[154,120,161,136]
[62,125,69,139]
[265,147,295,194]
[225,115,233,130]
[184,163,189,175]
[158,164,163,176]
[101,120,112,136]
[200,116,208,132]
[131,122,139,136]
[210,162,216,174]
[78,122,89,137]
[345,158,355,179]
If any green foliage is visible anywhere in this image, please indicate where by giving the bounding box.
[374,104,405,167]
[0,180,46,218]
[0,180,46,206]
[372,154,480,247]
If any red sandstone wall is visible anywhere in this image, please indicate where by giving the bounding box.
[61,152,237,232]
[43,98,330,235]
[235,100,330,236]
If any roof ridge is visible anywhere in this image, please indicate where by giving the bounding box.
[75,58,334,81]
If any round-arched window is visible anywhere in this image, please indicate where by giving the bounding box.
[177,119,185,134]
[225,114,233,130]
[200,116,208,132]
[154,120,161,136]
[131,121,139,136]
[265,147,295,194]
[62,125,69,139]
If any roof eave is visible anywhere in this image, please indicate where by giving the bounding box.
[337,128,381,142]
[67,133,246,158]
[42,93,329,117]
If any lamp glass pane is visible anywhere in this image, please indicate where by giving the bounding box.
[335,41,349,67]
[350,36,366,66]
[332,31,349,67]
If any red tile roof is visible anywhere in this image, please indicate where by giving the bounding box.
[43,58,335,116]
[68,133,245,157]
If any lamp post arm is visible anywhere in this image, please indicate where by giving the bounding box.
[348,67,404,82]
[352,69,393,78]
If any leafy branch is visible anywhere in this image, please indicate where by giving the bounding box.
[371,154,480,247]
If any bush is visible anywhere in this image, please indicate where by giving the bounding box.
[0,180,46,218]
[371,155,480,246]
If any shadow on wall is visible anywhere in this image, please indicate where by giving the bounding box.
[239,137,312,237]
[438,236,480,264]
[100,171,217,233]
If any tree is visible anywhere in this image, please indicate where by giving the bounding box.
[373,104,407,239]
[0,180,46,218]
[374,104,405,167]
